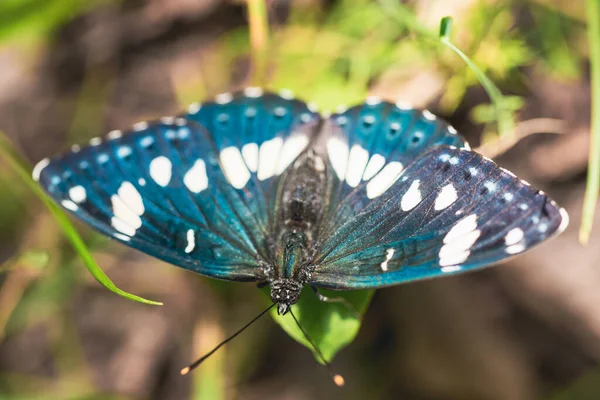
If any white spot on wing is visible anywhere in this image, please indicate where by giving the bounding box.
[345,145,370,188]
[400,179,421,211]
[220,146,251,189]
[434,184,457,210]
[441,265,462,273]
[188,103,201,114]
[274,107,286,117]
[422,110,436,120]
[439,229,481,267]
[111,217,137,237]
[149,156,172,187]
[558,208,569,233]
[242,143,259,172]
[444,214,478,243]
[258,137,284,180]
[118,182,145,215]
[32,158,50,181]
[61,199,78,211]
[215,92,233,104]
[363,154,386,181]
[117,146,132,158]
[184,160,208,193]
[279,88,295,100]
[277,135,309,174]
[366,96,381,105]
[380,248,394,272]
[140,136,154,147]
[69,185,87,203]
[307,102,319,112]
[133,122,148,131]
[185,229,195,254]
[327,136,349,180]
[366,161,404,199]
[506,243,526,254]
[439,215,480,267]
[107,130,122,140]
[395,101,413,110]
[244,87,263,97]
[505,228,524,246]
[110,182,145,237]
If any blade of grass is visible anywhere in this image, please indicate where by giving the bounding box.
[580,0,600,245]
[0,132,162,305]
[379,0,514,137]
[438,16,514,138]
[247,0,269,86]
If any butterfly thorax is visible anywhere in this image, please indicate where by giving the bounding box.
[268,151,326,314]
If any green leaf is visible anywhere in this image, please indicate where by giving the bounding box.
[0,131,162,306]
[264,287,373,361]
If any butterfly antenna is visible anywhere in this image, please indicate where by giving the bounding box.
[288,308,345,387]
[181,303,275,376]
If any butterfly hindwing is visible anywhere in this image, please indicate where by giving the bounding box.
[34,90,320,282]
[310,147,567,289]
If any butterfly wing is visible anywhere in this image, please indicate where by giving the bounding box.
[34,89,320,282]
[309,102,568,289]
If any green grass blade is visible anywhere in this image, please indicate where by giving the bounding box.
[379,0,514,137]
[247,0,270,86]
[580,0,600,245]
[0,132,162,306]
[437,17,514,138]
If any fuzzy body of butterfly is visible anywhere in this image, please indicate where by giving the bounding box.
[33,88,568,374]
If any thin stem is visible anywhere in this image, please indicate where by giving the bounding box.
[247,0,270,86]
[581,0,600,244]
[378,1,513,137]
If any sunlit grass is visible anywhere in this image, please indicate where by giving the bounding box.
[580,0,600,244]
[0,131,162,306]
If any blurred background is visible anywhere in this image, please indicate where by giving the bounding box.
[0,0,597,399]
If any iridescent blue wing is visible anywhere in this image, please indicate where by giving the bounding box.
[33,89,320,282]
[309,100,568,289]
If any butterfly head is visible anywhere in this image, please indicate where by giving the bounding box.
[269,279,302,315]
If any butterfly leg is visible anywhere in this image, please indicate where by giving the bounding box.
[256,282,269,289]
[311,286,360,318]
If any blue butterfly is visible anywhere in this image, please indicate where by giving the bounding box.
[33,88,568,317]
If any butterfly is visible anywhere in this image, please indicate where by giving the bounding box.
[33,88,568,316]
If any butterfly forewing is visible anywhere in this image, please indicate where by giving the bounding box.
[34,90,320,282]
